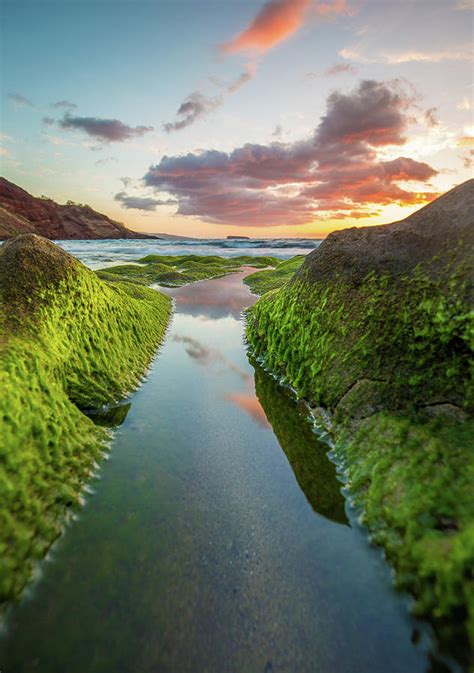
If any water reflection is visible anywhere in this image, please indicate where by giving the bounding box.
[174,334,251,383]
[157,267,258,320]
[85,401,132,427]
[225,391,271,428]
[250,358,348,526]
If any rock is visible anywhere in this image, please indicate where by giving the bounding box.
[0,177,154,240]
[422,403,468,422]
[248,179,473,413]
[246,181,474,659]
[0,234,171,602]
[334,379,392,422]
[296,179,474,284]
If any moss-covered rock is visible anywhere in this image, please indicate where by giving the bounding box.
[244,255,306,295]
[97,253,281,288]
[246,180,474,661]
[0,234,171,603]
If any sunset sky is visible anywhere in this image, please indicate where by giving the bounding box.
[1,0,473,237]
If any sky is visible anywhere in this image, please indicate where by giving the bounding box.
[1,0,473,238]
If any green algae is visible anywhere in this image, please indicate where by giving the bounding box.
[336,413,474,664]
[246,257,474,661]
[244,256,305,295]
[0,235,171,603]
[247,263,473,410]
[97,253,280,288]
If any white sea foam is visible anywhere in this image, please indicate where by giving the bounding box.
[56,237,321,269]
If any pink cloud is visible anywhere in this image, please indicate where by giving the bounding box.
[220,0,311,55]
[144,80,439,227]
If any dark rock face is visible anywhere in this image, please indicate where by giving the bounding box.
[297,179,474,283]
[0,178,154,240]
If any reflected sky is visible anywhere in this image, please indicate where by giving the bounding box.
[157,267,259,320]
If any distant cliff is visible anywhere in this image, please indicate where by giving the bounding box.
[0,178,153,239]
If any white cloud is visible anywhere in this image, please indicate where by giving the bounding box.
[457,97,472,110]
[340,44,473,64]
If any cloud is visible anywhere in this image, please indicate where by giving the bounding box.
[163,92,222,132]
[457,136,474,147]
[174,335,250,379]
[163,64,256,132]
[165,0,350,133]
[325,62,357,76]
[340,44,473,64]
[316,79,416,148]
[42,116,55,126]
[226,63,257,93]
[95,156,118,166]
[424,107,439,128]
[52,100,77,110]
[8,93,34,108]
[144,79,438,227]
[114,191,176,211]
[220,0,352,55]
[462,153,474,169]
[58,114,154,142]
[220,0,311,54]
[457,97,472,111]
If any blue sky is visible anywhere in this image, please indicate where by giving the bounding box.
[1,0,473,237]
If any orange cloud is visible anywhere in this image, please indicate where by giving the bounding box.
[457,136,474,147]
[220,0,311,54]
[145,80,438,227]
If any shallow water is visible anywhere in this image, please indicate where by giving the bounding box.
[56,238,320,268]
[0,271,453,672]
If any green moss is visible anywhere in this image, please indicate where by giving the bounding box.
[335,413,474,661]
[232,255,280,268]
[0,235,171,603]
[97,253,280,288]
[244,255,305,294]
[246,258,474,659]
[247,263,473,410]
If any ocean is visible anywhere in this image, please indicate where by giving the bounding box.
[56,238,321,269]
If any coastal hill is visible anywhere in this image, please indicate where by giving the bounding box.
[0,178,153,240]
